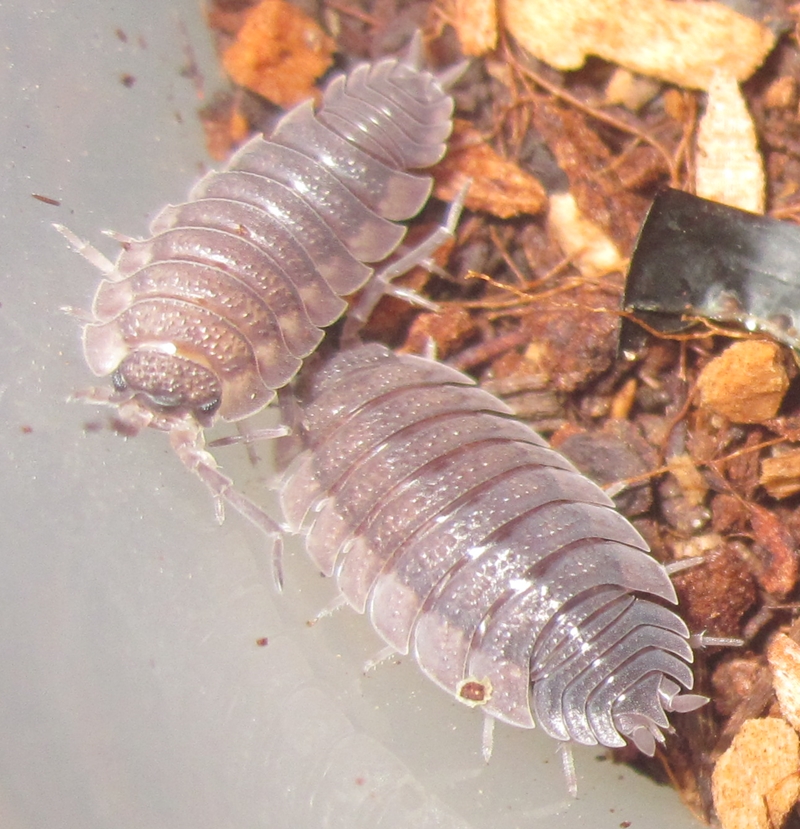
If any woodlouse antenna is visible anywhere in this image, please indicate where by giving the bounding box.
[402,29,424,69]
[54,223,115,275]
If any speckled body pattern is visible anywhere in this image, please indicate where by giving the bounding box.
[81,45,454,425]
[280,344,705,755]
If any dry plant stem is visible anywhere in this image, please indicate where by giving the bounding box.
[482,291,618,322]
[620,314,764,345]
[448,254,579,313]
[501,37,680,184]
[597,135,646,177]
[523,253,577,290]
[457,271,618,318]
[488,225,529,285]
[323,0,381,26]
[674,92,700,191]
[601,411,790,494]
[608,446,734,493]
[448,327,531,370]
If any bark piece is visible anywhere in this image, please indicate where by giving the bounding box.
[761,450,800,499]
[768,633,800,733]
[696,341,790,424]
[401,306,477,359]
[222,0,335,107]
[452,0,497,56]
[747,503,799,598]
[433,121,546,218]
[532,100,649,252]
[519,280,621,391]
[712,717,800,829]
[673,546,757,639]
[502,0,776,91]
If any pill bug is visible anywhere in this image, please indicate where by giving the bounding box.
[60,33,461,533]
[279,342,707,767]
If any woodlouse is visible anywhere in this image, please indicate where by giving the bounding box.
[279,343,707,774]
[60,34,462,534]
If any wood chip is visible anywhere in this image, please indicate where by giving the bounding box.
[519,279,621,392]
[400,306,477,359]
[547,192,624,277]
[761,450,800,499]
[432,120,546,218]
[712,717,800,829]
[764,76,798,110]
[501,0,776,91]
[603,67,662,112]
[696,73,765,214]
[451,0,497,56]
[199,94,252,161]
[696,341,790,424]
[768,633,800,733]
[667,453,709,508]
[672,544,756,637]
[747,503,799,599]
[531,99,649,250]
[222,0,335,107]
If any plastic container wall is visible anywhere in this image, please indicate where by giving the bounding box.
[0,3,705,827]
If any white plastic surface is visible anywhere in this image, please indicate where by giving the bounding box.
[0,3,707,827]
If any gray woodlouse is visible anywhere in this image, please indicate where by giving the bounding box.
[279,342,707,775]
[59,33,462,535]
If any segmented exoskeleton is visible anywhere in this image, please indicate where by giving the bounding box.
[279,343,706,777]
[61,33,462,535]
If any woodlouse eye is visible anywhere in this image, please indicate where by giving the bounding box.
[197,397,221,416]
[111,370,128,392]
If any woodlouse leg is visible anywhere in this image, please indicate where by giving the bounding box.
[53,223,116,276]
[306,592,348,626]
[60,305,95,323]
[277,385,302,434]
[557,742,579,799]
[664,557,705,576]
[342,182,469,341]
[362,645,399,673]
[73,385,117,407]
[101,229,138,245]
[481,714,495,763]
[689,632,744,650]
[70,388,157,437]
[402,29,424,69]
[603,479,630,499]
[169,423,285,587]
[437,60,471,90]
[207,425,289,449]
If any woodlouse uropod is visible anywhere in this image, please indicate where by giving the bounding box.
[59,33,463,541]
[279,342,708,787]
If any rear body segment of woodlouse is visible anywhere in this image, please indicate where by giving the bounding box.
[279,343,707,760]
[60,34,461,531]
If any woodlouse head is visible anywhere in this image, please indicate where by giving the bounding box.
[110,350,222,425]
[82,306,274,425]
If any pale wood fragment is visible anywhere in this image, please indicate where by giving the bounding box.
[712,717,800,829]
[696,73,765,214]
[501,0,775,91]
